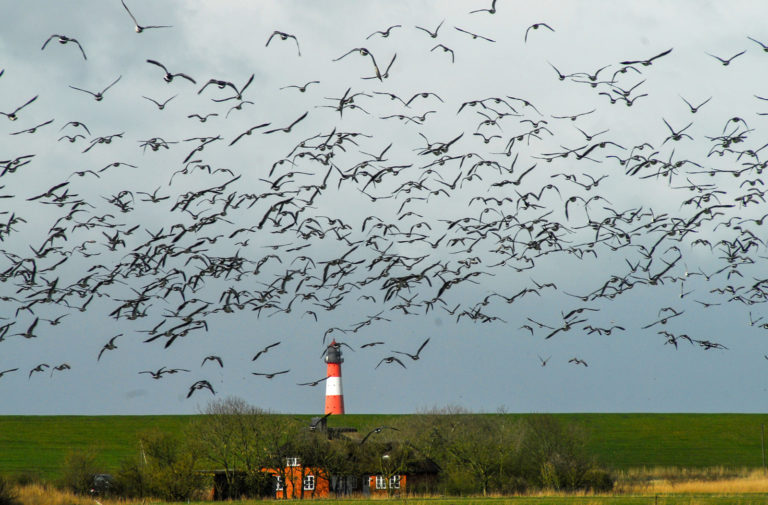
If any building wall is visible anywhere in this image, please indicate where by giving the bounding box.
[367,474,407,496]
[270,466,331,499]
[268,465,408,499]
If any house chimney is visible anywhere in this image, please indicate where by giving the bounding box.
[324,340,345,414]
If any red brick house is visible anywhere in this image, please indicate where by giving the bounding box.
[265,455,438,499]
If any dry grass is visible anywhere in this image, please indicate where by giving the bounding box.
[614,467,768,494]
[13,483,143,505]
[10,468,768,505]
[15,483,92,505]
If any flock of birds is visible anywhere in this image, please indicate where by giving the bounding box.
[2,1,768,404]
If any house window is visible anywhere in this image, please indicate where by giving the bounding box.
[303,475,315,491]
[286,457,300,467]
[275,476,283,491]
[375,475,387,489]
[389,475,401,489]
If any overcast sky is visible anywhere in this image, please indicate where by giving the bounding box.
[2,0,768,415]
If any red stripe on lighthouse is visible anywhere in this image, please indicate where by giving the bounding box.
[324,362,344,414]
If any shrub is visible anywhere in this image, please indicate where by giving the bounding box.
[60,449,100,495]
[137,429,207,501]
[113,456,147,498]
[581,467,614,492]
[0,475,20,505]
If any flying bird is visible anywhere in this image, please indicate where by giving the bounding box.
[263,111,308,134]
[142,95,177,110]
[333,47,382,80]
[266,31,301,56]
[1,95,38,121]
[187,380,215,398]
[470,0,498,14]
[297,376,329,386]
[252,341,281,361]
[0,368,18,379]
[280,81,320,93]
[431,44,455,63]
[525,22,555,42]
[98,334,122,361]
[366,25,401,39]
[415,20,444,38]
[392,338,430,360]
[706,50,746,66]
[201,355,223,368]
[146,59,196,84]
[454,26,495,42]
[252,369,290,379]
[360,426,400,444]
[41,34,87,59]
[568,357,588,367]
[376,356,406,369]
[120,0,172,33]
[69,76,121,101]
[620,47,673,66]
[29,364,50,379]
[229,122,271,146]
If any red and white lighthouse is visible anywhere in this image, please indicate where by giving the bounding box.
[324,340,345,414]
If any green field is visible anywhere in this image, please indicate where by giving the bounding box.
[1,414,767,480]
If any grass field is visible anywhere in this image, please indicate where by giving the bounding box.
[13,483,768,505]
[2,414,768,480]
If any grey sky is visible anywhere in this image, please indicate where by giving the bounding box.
[1,0,768,415]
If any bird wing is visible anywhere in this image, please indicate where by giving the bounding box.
[120,0,139,26]
[41,34,57,50]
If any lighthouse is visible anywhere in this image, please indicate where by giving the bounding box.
[324,340,345,414]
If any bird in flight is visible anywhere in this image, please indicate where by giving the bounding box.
[431,44,455,63]
[120,0,172,33]
[41,34,87,60]
[680,95,712,114]
[201,355,223,368]
[525,22,555,42]
[392,338,430,360]
[376,356,406,369]
[252,341,281,361]
[142,94,177,110]
[706,50,746,66]
[1,95,38,121]
[98,334,122,361]
[146,60,196,84]
[454,26,495,42]
[569,357,588,367]
[470,0,498,14]
[263,111,308,134]
[229,122,271,146]
[366,25,401,39]
[187,380,215,398]
[360,426,399,444]
[297,376,329,386]
[266,31,301,56]
[0,368,19,379]
[69,76,121,101]
[333,48,382,80]
[620,47,673,66]
[29,364,50,379]
[252,369,290,379]
[280,81,320,93]
[415,20,444,39]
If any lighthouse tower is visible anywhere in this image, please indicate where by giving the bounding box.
[324,340,345,414]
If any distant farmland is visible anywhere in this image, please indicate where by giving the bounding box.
[1,413,767,480]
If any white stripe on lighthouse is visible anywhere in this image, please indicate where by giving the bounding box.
[325,376,343,396]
